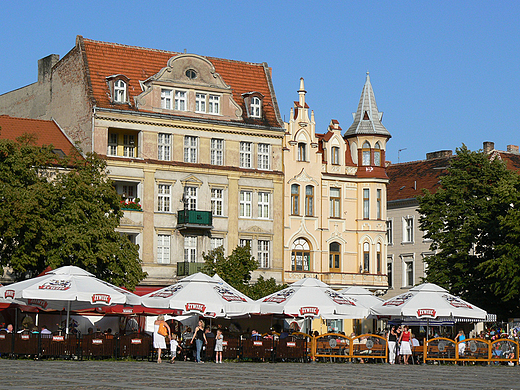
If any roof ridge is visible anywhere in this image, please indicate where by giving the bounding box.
[0,115,54,124]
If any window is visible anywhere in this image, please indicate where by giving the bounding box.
[184,136,197,163]
[363,188,370,219]
[115,182,138,202]
[298,143,306,161]
[211,188,223,216]
[362,141,371,166]
[331,147,340,165]
[158,184,171,212]
[161,89,172,109]
[329,242,340,271]
[210,237,224,251]
[184,186,198,210]
[387,257,393,288]
[208,95,220,114]
[157,234,171,264]
[240,142,252,168]
[376,189,382,219]
[108,133,118,156]
[258,240,270,268]
[376,242,382,274]
[175,90,187,111]
[251,96,261,118]
[211,139,224,165]
[123,134,135,157]
[258,143,270,170]
[386,220,393,245]
[114,79,126,103]
[404,217,414,243]
[240,191,252,217]
[184,236,197,263]
[305,185,314,216]
[374,142,381,166]
[363,242,370,273]
[158,133,171,161]
[258,192,270,219]
[330,187,340,218]
[403,256,414,287]
[240,239,251,251]
[291,238,310,271]
[291,184,300,215]
[195,93,206,113]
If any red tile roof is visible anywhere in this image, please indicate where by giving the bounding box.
[79,37,282,128]
[0,115,77,155]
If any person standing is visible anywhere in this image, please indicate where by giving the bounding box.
[191,320,207,363]
[170,334,181,364]
[154,315,170,364]
[214,329,224,363]
[399,325,412,364]
[456,330,466,356]
[387,325,398,364]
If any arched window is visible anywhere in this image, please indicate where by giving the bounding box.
[305,185,314,216]
[114,79,127,103]
[329,242,340,271]
[291,238,310,271]
[363,242,370,273]
[374,142,381,166]
[362,141,371,166]
[291,184,300,215]
[376,242,382,274]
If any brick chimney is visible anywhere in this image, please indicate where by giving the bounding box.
[426,150,452,160]
[483,141,495,154]
[507,145,519,154]
[38,54,59,83]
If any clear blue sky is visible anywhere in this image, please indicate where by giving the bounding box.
[1,0,518,163]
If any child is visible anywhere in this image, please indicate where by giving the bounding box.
[170,334,181,364]
[215,329,223,363]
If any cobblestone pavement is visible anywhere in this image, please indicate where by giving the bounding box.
[1,360,520,390]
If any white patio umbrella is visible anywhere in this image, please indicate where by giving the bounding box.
[339,286,384,314]
[140,272,258,318]
[0,265,141,333]
[258,278,368,320]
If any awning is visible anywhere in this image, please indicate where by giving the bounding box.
[456,313,497,323]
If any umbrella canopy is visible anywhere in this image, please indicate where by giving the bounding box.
[370,283,487,321]
[140,272,258,318]
[258,278,368,319]
[339,286,384,312]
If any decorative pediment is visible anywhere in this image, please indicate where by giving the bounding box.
[288,168,319,185]
[180,174,203,187]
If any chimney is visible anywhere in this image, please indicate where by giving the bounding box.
[38,54,59,83]
[426,150,452,160]
[507,145,519,154]
[483,141,495,154]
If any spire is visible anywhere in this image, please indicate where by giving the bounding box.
[344,72,391,138]
[298,77,306,107]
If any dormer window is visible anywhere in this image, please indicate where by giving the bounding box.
[161,89,172,109]
[185,69,197,79]
[114,80,127,103]
[298,143,307,162]
[362,141,371,166]
[251,97,262,118]
[331,146,340,165]
[107,75,129,104]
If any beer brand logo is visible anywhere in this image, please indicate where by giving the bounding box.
[417,308,436,317]
[91,294,111,304]
[52,336,64,342]
[204,312,217,318]
[442,294,472,309]
[299,306,319,316]
[122,308,133,314]
[150,285,183,298]
[325,290,356,306]
[4,289,15,299]
[92,339,103,344]
[131,339,142,344]
[382,293,413,306]
[263,288,295,304]
[38,279,71,291]
[27,299,49,309]
[185,303,206,312]
[214,286,247,302]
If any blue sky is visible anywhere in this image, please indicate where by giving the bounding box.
[1,1,518,163]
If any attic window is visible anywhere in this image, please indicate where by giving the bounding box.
[106,75,129,104]
[242,92,264,119]
[363,111,370,120]
[185,69,197,80]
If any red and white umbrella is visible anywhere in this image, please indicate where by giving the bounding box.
[258,278,368,319]
[339,286,384,313]
[0,265,141,333]
[140,272,258,318]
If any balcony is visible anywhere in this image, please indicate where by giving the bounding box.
[177,210,213,230]
[177,262,205,277]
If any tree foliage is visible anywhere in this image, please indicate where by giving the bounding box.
[0,137,147,289]
[202,244,286,300]
[418,145,520,318]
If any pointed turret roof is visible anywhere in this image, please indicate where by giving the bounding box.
[344,72,391,138]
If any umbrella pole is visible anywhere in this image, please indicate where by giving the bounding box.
[427,318,429,342]
[65,301,71,335]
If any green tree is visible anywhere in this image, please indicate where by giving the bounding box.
[418,145,520,318]
[202,244,285,299]
[0,137,147,289]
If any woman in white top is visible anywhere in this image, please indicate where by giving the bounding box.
[154,315,170,363]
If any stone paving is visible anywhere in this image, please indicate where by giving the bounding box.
[1,360,520,390]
